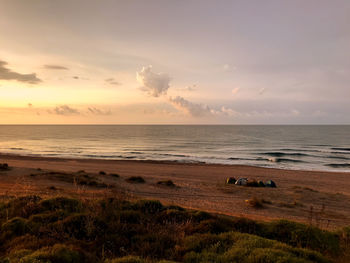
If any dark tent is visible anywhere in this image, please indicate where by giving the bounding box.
[265,180,277,188]
[226,177,236,184]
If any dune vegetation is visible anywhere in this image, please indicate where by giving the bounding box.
[0,195,349,263]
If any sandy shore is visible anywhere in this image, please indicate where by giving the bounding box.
[1,153,350,229]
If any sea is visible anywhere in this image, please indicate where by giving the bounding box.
[0,125,350,172]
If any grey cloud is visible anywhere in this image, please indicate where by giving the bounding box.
[49,105,80,115]
[136,66,170,97]
[258,88,266,95]
[44,64,69,70]
[177,85,197,92]
[0,60,41,84]
[87,107,112,115]
[105,78,121,86]
[168,96,211,117]
[135,67,236,118]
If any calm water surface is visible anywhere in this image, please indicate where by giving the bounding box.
[0,125,350,171]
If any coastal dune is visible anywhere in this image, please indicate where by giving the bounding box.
[1,154,350,229]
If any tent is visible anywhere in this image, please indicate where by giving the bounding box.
[226,177,236,184]
[265,180,277,188]
[235,178,248,186]
[258,181,265,187]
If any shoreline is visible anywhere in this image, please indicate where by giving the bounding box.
[1,152,349,174]
[1,153,350,229]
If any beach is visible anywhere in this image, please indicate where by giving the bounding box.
[1,153,350,230]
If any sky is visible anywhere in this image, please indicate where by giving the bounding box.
[0,0,349,124]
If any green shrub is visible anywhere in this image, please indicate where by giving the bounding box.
[0,163,9,170]
[245,197,264,208]
[180,232,329,263]
[118,210,141,224]
[19,244,88,263]
[126,176,145,184]
[39,197,82,213]
[261,220,340,256]
[105,256,145,263]
[193,218,235,234]
[156,209,192,224]
[191,211,212,222]
[0,196,343,263]
[157,180,176,187]
[0,196,41,221]
[1,217,29,239]
[134,200,163,214]
[54,214,90,240]
[131,232,176,259]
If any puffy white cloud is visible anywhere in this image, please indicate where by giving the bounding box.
[168,96,211,117]
[135,66,238,119]
[136,66,170,97]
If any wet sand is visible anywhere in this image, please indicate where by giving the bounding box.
[1,154,350,229]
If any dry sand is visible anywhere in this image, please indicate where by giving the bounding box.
[1,154,350,230]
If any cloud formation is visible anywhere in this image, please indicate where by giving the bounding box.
[136,66,170,97]
[105,78,121,86]
[168,96,211,117]
[0,60,41,84]
[49,105,80,115]
[135,66,238,118]
[44,64,68,70]
[231,87,240,95]
[258,88,266,95]
[87,107,111,115]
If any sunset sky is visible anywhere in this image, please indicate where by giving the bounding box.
[0,0,349,124]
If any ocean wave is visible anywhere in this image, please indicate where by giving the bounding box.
[260,152,309,157]
[268,158,305,163]
[83,154,121,158]
[330,151,350,155]
[279,148,320,153]
[326,155,350,160]
[161,153,189,158]
[331,147,350,151]
[325,163,350,168]
[227,157,256,161]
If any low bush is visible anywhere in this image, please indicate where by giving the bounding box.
[157,180,176,187]
[0,163,9,171]
[245,197,264,209]
[126,176,145,184]
[0,195,345,262]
